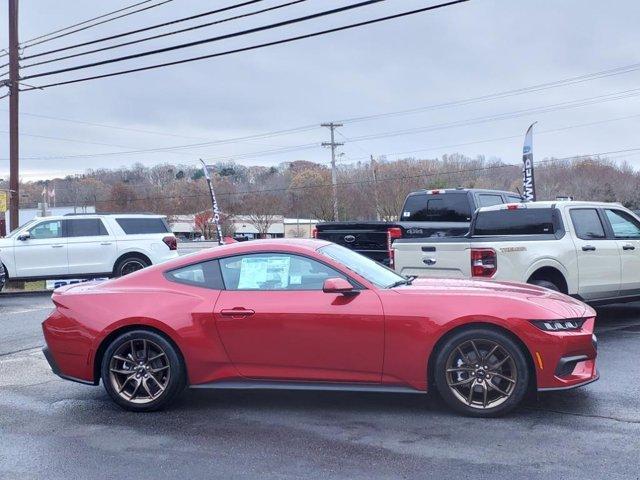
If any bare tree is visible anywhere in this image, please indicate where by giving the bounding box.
[242,193,282,238]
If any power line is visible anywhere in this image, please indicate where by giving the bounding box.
[6,84,640,163]
[23,0,388,80]
[0,108,295,145]
[345,87,640,144]
[343,112,640,163]
[338,62,640,125]
[22,0,266,60]
[19,0,471,90]
[19,0,156,47]
[19,0,175,51]
[0,124,321,161]
[22,0,309,69]
[9,57,640,160]
[22,0,307,70]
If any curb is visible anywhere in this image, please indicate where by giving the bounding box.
[0,290,51,298]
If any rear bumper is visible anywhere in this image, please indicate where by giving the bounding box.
[42,312,98,385]
[42,346,96,386]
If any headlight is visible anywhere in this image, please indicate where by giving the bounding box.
[531,319,585,331]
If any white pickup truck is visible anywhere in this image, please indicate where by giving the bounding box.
[393,201,640,305]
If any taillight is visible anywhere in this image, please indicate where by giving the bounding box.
[471,248,497,277]
[163,236,177,251]
[387,227,403,268]
[312,227,318,239]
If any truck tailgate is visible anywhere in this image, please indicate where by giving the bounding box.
[393,239,472,278]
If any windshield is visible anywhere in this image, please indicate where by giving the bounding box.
[4,219,36,238]
[318,243,406,288]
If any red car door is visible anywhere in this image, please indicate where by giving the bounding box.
[214,252,385,383]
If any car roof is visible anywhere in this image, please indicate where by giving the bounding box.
[478,200,625,212]
[406,188,520,196]
[30,213,167,221]
[136,238,333,273]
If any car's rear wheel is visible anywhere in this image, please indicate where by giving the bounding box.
[114,255,149,277]
[101,330,185,412]
[434,328,530,417]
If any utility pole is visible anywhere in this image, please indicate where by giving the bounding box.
[371,155,381,221]
[321,122,343,221]
[8,0,19,231]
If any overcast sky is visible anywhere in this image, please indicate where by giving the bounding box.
[1,0,640,181]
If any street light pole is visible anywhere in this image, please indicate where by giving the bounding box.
[8,0,20,231]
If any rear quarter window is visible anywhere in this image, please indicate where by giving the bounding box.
[116,218,170,234]
[474,208,557,235]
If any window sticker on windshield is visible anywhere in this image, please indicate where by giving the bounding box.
[237,256,291,289]
[403,211,410,217]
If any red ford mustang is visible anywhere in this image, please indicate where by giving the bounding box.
[42,239,598,416]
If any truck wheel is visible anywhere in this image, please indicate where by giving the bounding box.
[433,328,530,417]
[114,255,149,277]
[529,279,560,292]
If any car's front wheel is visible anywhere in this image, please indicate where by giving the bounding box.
[101,330,185,412]
[434,328,530,417]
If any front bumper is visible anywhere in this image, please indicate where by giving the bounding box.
[538,372,599,392]
[528,317,599,391]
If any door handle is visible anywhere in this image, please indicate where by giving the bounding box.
[100,242,113,246]
[582,245,596,252]
[423,258,437,266]
[220,308,255,318]
[623,244,636,251]
[51,245,64,248]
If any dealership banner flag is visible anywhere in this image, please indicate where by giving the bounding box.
[200,159,225,246]
[522,122,537,202]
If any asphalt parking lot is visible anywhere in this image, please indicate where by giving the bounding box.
[1,294,639,480]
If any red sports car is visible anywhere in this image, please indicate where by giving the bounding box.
[42,239,598,416]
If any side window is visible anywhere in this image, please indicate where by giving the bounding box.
[29,220,62,239]
[605,209,640,239]
[477,194,505,208]
[165,260,224,290]
[219,253,346,291]
[507,195,523,203]
[67,219,108,237]
[570,209,606,240]
[116,218,170,234]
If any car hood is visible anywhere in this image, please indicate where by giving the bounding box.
[395,278,592,319]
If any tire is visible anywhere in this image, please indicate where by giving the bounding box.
[0,264,6,292]
[101,330,186,412]
[114,255,149,277]
[529,279,560,292]
[433,328,530,417]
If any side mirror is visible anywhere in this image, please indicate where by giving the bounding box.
[17,233,30,241]
[322,277,358,296]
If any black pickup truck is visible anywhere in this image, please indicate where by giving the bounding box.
[314,188,522,266]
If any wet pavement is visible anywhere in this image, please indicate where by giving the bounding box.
[1,294,639,479]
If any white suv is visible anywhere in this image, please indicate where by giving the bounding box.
[0,214,178,290]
